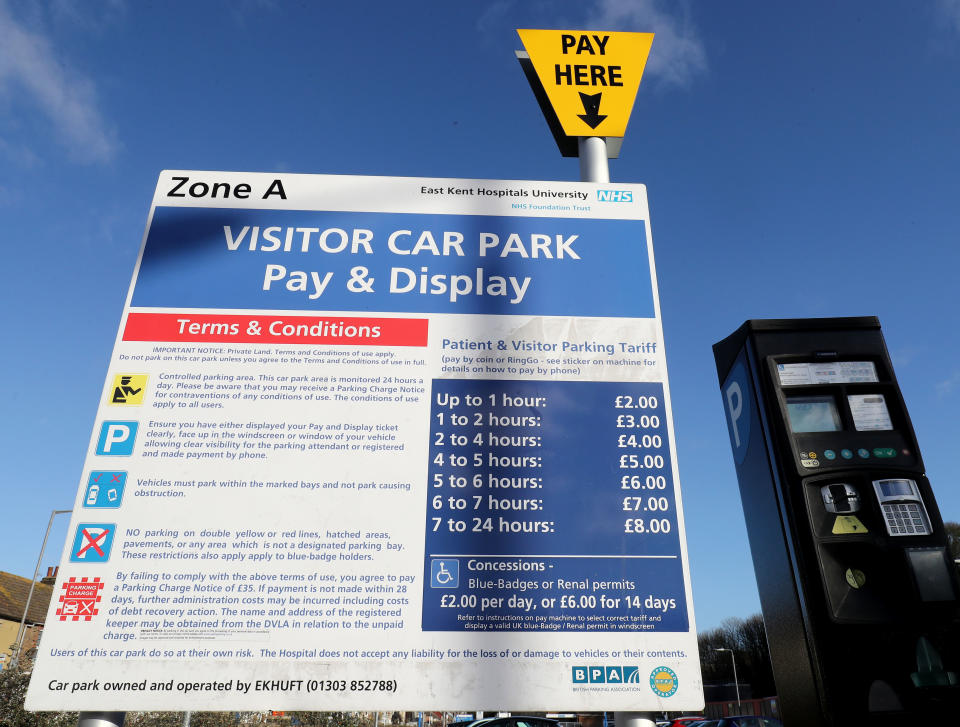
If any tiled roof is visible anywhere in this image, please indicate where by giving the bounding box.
[0,571,54,624]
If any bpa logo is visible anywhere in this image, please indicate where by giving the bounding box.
[571,666,608,683]
[597,190,633,203]
[96,421,139,456]
[573,665,642,684]
[606,666,640,684]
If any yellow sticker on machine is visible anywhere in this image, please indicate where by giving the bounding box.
[833,515,869,535]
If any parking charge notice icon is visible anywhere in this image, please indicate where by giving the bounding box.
[56,577,105,621]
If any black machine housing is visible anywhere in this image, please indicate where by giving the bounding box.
[713,317,960,725]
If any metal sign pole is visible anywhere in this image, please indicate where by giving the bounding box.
[77,713,125,727]
[578,137,610,184]
[13,508,71,665]
[614,714,657,727]
[578,136,658,727]
[16,509,120,727]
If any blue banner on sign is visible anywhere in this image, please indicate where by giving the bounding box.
[421,378,687,632]
[131,207,654,318]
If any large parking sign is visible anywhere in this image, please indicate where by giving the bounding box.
[28,172,702,711]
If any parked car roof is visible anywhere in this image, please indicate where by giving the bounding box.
[716,717,783,727]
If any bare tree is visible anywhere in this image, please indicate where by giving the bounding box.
[698,613,776,697]
[0,659,78,727]
[944,521,960,561]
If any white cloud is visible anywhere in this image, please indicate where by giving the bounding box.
[936,0,960,35]
[49,0,125,33]
[937,370,960,398]
[0,184,23,207]
[478,0,514,35]
[586,0,707,88]
[0,135,41,168]
[891,345,921,370]
[0,0,118,163]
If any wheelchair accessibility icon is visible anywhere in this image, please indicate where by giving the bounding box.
[430,559,459,588]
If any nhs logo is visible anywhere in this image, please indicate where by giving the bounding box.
[597,190,633,203]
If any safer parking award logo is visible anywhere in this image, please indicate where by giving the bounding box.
[649,666,679,697]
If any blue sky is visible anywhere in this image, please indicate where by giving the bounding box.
[2,0,960,634]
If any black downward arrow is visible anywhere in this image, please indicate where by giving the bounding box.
[577,91,607,129]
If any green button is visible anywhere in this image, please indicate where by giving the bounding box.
[873,448,896,458]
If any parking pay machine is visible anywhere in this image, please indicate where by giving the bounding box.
[713,317,960,725]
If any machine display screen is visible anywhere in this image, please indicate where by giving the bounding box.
[878,480,915,498]
[786,395,842,433]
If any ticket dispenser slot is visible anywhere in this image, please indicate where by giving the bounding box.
[714,317,960,726]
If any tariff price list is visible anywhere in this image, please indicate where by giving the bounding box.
[421,379,689,632]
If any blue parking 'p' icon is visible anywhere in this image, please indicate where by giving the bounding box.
[96,421,138,456]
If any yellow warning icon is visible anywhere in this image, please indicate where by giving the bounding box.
[833,515,868,535]
[110,374,147,405]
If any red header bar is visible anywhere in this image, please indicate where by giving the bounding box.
[123,313,428,347]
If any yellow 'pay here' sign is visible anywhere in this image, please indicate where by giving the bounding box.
[518,29,654,138]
